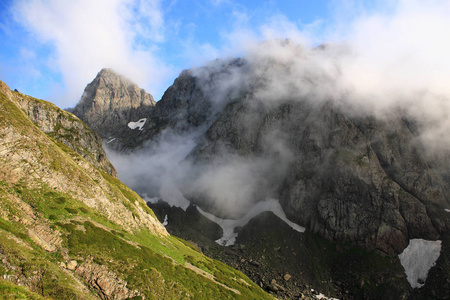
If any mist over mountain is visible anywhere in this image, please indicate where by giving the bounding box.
[71,39,450,298]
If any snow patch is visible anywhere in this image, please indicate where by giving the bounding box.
[197,198,305,246]
[128,118,147,130]
[162,215,168,226]
[445,209,450,213]
[106,138,116,144]
[398,239,442,288]
[316,293,339,300]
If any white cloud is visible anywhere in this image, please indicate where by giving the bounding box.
[215,0,450,149]
[12,0,173,107]
[334,0,450,102]
[260,14,313,47]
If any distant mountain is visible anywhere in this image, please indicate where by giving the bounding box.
[0,81,271,299]
[69,68,155,140]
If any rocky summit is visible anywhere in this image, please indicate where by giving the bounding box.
[69,68,155,140]
[73,41,450,299]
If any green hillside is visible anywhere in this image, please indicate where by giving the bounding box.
[0,83,271,299]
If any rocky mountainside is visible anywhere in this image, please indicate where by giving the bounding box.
[1,81,117,177]
[0,82,271,299]
[86,61,450,254]
[76,59,246,151]
[73,41,450,299]
[69,68,155,140]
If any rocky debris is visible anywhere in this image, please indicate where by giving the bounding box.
[284,274,292,281]
[74,261,140,300]
[70,68,155,140]
[268,279,286,293]
[150,201,445,299]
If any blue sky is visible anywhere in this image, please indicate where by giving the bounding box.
[0,0,449,108]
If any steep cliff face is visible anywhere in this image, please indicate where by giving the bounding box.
[190,95,448,254]
[0,82,271,299]
[70,68,155,139]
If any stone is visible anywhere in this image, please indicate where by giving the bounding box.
[67,260,77,270]
[283,274,291,281]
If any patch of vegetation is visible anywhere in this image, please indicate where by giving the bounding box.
[64,207,78,215]
[331,150,368,167]
[0,227,96,299]
[5,182,86,222]
[78,207,89,213]
[57,220,269,299]
[0,279,46,300]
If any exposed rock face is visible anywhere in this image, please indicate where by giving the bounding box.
[70,68,155,139]
[0,81,117,177]
[99,61,245,151]
[75,261,139,300]
[190,96,447,254]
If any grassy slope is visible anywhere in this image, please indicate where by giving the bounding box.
[0,90,271,299]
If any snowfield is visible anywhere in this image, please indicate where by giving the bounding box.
[197,198,305,246]
[398,239,442,288]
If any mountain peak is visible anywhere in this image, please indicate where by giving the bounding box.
[97,68,123,80]
[71,68,155,139]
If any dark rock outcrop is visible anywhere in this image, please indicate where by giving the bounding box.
[188,93,449,254]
